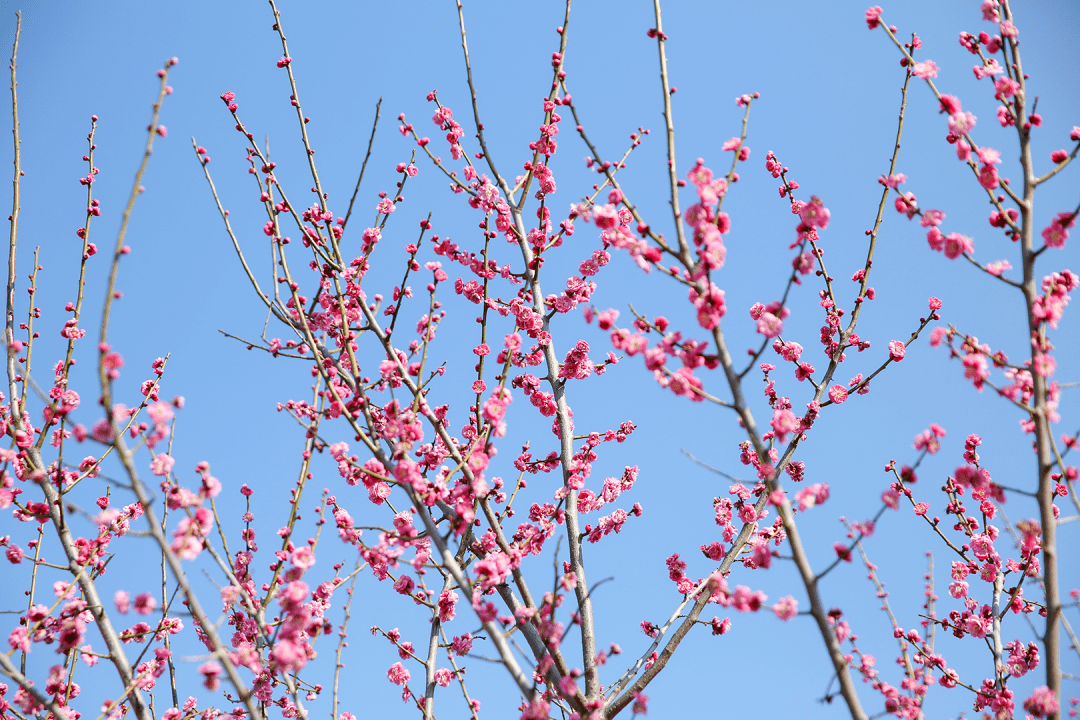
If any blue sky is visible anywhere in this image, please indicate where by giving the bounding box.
[1,1,1078,718]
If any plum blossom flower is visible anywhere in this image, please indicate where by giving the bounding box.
[592,204,618,230]
[920,209,945,227]
[943,233,974,259]
[134,593,157,615]
[993,76,1019,99]
[690,283,726,330]
[938,95,962,114]
[291,546,316,570]
[978,164,999,190]
[1041,212,1074,249]
[1022,686,1057,718]
[773,596,799,621]
[438,590,458,623]
[927,227,945,252]
[387,662,410,686]
[795,483,830,511]
[199,661,223,691]
[911,60,939,79]
[913,423,946,454]
[895,192,918,219]
[755,312,783,338]
[956,138,972,161]
[171,507,213,560]
[80,645,98,667]
[798,195,830,230]
[730,585,767,612]
[865,6,883,29]
[996,105,1015,128]
[976,146,1001,165]
[986,260,1012,276]
[948,111,977,136]
[473,551,511,592]
[773,340,803,362]
[879,173,907,188]
[150,453,175,477]
[770,408,799,443]
[973,58,1004,79]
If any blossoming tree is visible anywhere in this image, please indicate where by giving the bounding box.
[0,1,1076,719]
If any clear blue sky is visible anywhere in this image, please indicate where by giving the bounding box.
[1,0,1077,718]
